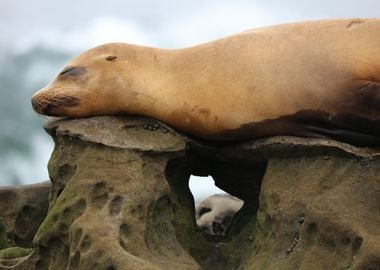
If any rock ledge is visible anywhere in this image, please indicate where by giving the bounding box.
[0,116,379,270]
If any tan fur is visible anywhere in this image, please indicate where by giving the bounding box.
[32,19,380,143]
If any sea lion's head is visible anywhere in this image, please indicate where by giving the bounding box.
[31,43,141,117]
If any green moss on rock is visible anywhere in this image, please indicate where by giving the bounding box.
[2,116,379,269]
[0,218,9,249]
[0,247,33,260]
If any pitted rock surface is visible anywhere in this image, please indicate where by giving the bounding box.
[0,182,50,248]
[0,116,379,270]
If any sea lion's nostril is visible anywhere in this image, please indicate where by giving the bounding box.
[31,96,42,113]
[31,96,49,114]
[31,99,37,111]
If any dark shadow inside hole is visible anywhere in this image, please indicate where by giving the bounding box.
[166,151,267,240]
[165,152,267,270]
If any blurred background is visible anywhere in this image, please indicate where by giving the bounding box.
[1,0,379,200]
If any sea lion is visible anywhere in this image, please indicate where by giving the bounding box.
[195,194,244,236]
[31,19,380,147]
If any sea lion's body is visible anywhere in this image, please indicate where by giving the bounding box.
[32,19,380,146]
[196,194,244,236]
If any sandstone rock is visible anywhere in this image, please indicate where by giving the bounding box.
[0,181,50,248]
[0,115,379,270]
[0,218,8,249]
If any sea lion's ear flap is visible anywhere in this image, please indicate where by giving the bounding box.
[105,56,117,61]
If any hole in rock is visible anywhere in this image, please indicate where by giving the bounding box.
[189,175,226,203]
[166,153,267,243]
[189,175,244,237]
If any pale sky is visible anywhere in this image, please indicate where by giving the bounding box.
[1,0,380,52]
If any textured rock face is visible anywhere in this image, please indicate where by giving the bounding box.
[245,157,380,270]
[0,182,50,248]
[36,116,199,270]
[0,116,379,270]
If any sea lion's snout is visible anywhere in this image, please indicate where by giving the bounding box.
[31,91,46,114]
[31,90,80,116]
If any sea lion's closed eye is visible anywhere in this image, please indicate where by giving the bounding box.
[59,66,87,76]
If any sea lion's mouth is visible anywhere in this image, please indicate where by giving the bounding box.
[31,94,80,116]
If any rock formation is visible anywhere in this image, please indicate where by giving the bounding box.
[0,182,50,248]
[0,116,379,270]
